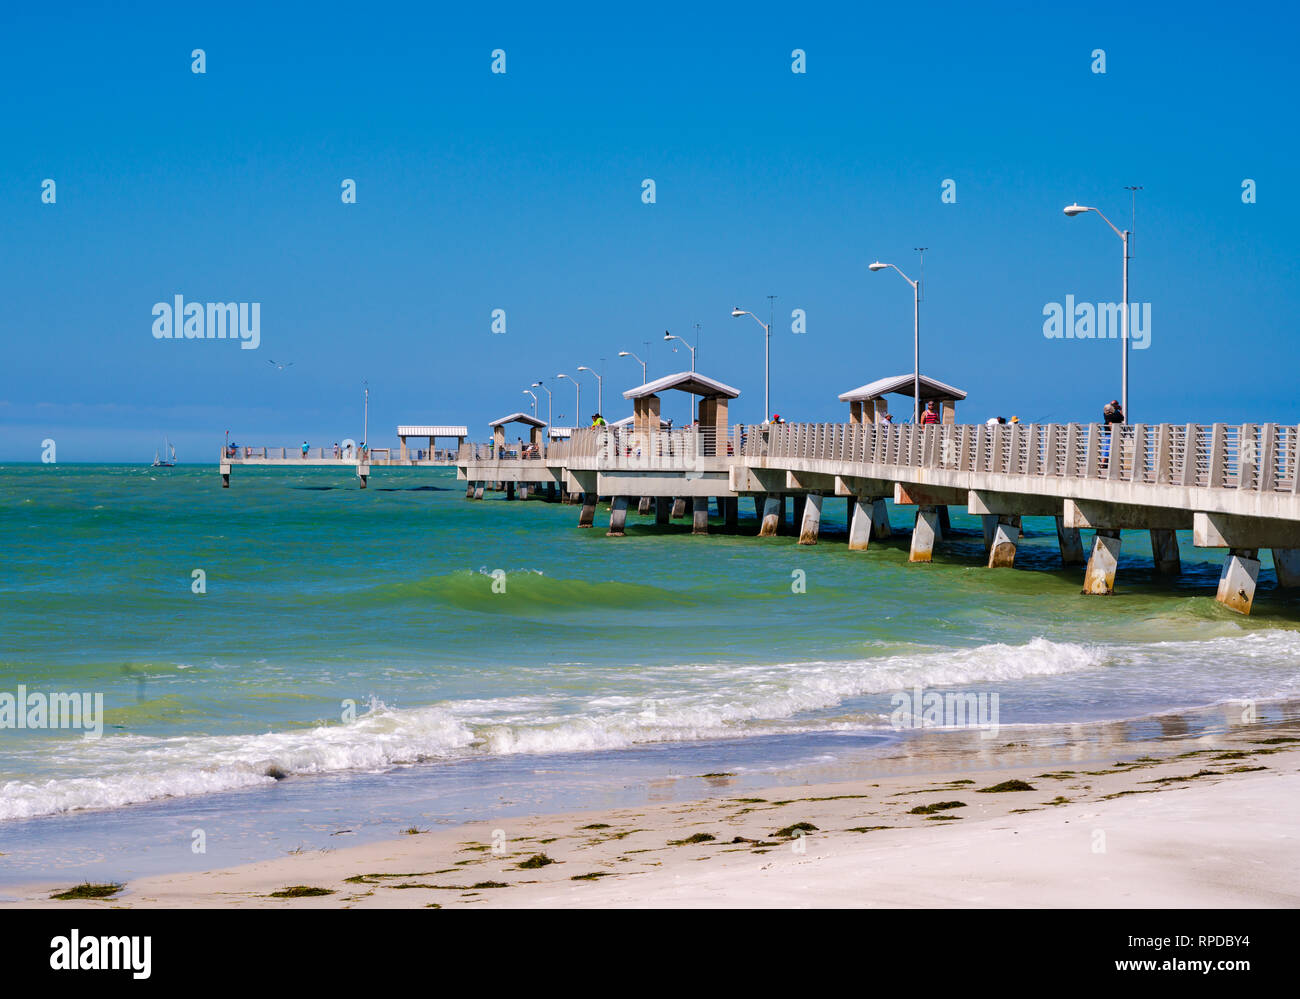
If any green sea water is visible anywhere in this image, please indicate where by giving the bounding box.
[2,462,1299,823]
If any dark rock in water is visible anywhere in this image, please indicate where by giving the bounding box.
[265,766,288,781]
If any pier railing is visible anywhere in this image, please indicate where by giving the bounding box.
[752,422,1300,493]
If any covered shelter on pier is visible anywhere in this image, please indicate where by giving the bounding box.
[621,370,740,455]
[838,374,967,424]
[489,412,547,454]
[396,424,468,460]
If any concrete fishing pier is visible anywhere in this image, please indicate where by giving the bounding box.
[454,371,1300,616]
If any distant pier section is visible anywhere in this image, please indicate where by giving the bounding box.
[219,425,467,488]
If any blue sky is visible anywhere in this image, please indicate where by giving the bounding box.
[1,1,1296,461]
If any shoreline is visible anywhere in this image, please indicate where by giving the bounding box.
[9,716,1298,909]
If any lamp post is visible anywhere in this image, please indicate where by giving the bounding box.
[531,381,552,429]
[522,389,537,417]
[556,373,579,428]
[731,306,772,422]
[1064,193,1138,422]
[618,350,647,383]
[663,330,695,370]
[577,365,603,414]
[867,257,923,424]
[362,380,369,448]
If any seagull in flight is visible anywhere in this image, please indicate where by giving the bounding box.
[267,359,294,370]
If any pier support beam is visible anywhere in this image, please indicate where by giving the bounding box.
[607,496,628,537]
[759,494,782,537]
[1150,529,1182,575]
[655,496,670,525]
[871,499,891,539]
[981,514,996,552]
[910,507,941,563]
[753,495,764,522]
[938,505,952,536]
[692,496,709,535]
[671,497,687,520]
[798,493,823,545]
[724,497,738,529]
[1216,549,1260,615]
[221,469,230,488]
[578,493,596,528]
[1055,516,1085,565]
[988,516,1021,569]
[473,482,485,500]
[506,482,516,501]
[638,497,652,516]
[791,495,807,537]
[1083,530,1122,595]
[466,481,474,498]
[848,498,873,551]
[1273,548,1300,589]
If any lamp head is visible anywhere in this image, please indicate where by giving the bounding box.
[730,308,745,318]
[578,366,590,372]
[868,261,887,272]
[663,330,673,340]
[618,351,629,357]
[1063,204,1089,217]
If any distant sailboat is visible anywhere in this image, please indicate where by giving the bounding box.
[152,437,176,467]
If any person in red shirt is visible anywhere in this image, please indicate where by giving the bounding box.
[920,399,941,425]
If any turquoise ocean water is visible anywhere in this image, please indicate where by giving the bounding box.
[2,463,1299,884]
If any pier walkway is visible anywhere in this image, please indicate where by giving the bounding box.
[456,420,1300,615]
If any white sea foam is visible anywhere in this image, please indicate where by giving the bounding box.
[3,632,1298,821]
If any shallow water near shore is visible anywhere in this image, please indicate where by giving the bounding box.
[2,463,1300,884]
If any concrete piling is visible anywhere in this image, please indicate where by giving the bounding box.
[759,494,782,537]
[798,493,823,545]
[1083,529,1122,594]
[1055,515,1086,565]
[724,496,738,529]
[981,514,997,552]
[791,495,807,538]
[1273,548,1300,588]
[870,498,891,539]
[638,497,652,516]
[578,493,596,528]
[656,496,671,525]
[607,496,628,537]
[671,497,687,519]
[910,507,940,563]
[692,496,709,535]
[988,516,1020,568]
[848,497,873,551]
[473,482,485,500]
[1150,528,1182,575]
[1216,548,1261,614]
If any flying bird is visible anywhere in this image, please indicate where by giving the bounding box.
[267,359,294,370]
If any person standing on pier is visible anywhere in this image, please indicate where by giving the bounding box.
[920,400,941,425]
[301,440,309,458]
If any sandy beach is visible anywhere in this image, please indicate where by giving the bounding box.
[12,719,1298,909]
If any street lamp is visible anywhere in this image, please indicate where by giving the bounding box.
[618,350,646,383]
[663,330,696,370]
[731,306,772,422]
[531,381,552,429]
[577,365,603,414]
[556,373,580,428]
[1063,195,1137,422]
[867,257,923,424]
[522,389,537,417]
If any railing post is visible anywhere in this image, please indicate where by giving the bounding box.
[1209,424,1227,489]
[1240,423,1258,491]
[1260,424,1277,492]
[1154,424,1172,484]
[1084,424,1101,478]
